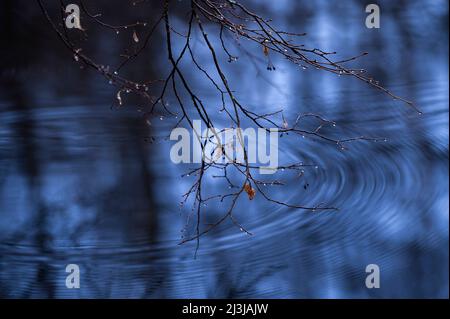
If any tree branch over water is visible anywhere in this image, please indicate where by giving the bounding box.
[37,0,420,256]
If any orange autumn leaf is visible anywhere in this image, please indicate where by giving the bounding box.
[262,44,269,57]
[244,183,256,200]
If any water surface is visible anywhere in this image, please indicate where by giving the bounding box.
[0,0,448,298]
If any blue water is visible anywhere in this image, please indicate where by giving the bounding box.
[0,0,448,298]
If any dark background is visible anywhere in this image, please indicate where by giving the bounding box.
[0,0,448,298]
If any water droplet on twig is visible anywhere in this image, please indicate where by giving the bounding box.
[132,30,139,43]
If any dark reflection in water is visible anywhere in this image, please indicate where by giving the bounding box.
[0,0,448,298]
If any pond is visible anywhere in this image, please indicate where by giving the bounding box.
[0,0,448,298]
